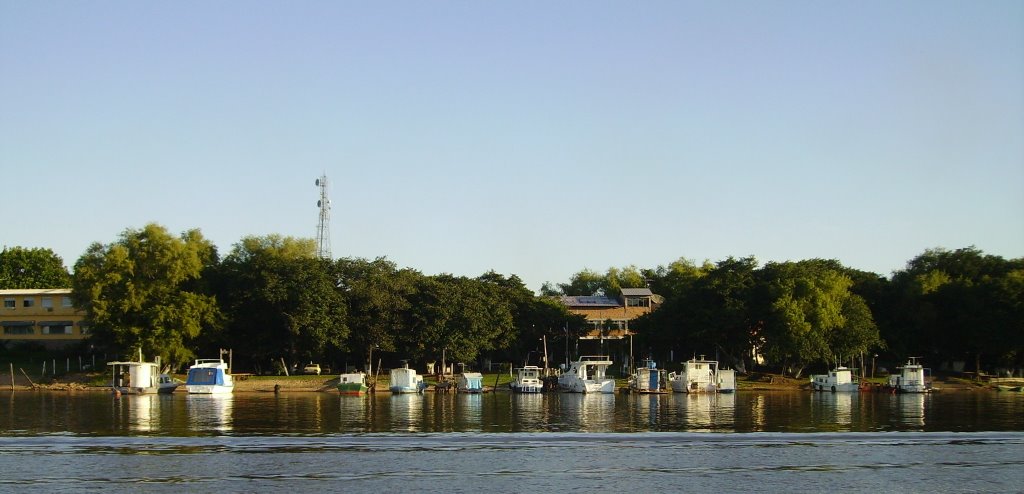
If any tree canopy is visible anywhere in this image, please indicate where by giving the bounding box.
[0,247,71,289]
[71,223,222,367]
[5,223,1006,378]
[213,235,348,372]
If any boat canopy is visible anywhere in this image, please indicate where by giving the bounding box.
[187,367,225,386]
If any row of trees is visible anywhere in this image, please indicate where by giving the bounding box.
[5,225,586,373]
[555,250,1023,377]
[2,227,1021,376]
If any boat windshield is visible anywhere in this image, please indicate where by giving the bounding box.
[187,368,224,386]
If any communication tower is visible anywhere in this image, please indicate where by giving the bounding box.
[315,174,332,259]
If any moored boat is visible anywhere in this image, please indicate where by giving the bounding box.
[669,356,723,394]
[717,368,737,393]
[510,365,544,394]
[337,372,368,395]
[108,356,178,395]
[558,355,615,394]
[457,369,484,393]
[810,366,860,392]
[185,358,234,394]
[886,357,931,393]
[626,358,667,394]
[390,361,426,394]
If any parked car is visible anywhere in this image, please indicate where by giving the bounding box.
[302,363,322,375]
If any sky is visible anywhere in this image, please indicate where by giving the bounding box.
[2,1,1022,292]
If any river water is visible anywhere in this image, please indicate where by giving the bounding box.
[1,390,1022,492]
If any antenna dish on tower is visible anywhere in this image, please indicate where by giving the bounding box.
[315,174,332,259]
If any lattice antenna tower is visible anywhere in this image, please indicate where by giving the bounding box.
[315,174,332,259]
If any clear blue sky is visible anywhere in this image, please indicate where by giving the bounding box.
[2,1,1022,292]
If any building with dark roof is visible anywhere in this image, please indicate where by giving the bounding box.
[559,288,659,340]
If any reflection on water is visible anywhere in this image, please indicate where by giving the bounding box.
[388,393,423,432]
[337,395,371,432]
[749,393,766,431]
[810,392,854,428]
[185,394,233,432]
[117,394,164,432]
[457,394,483,430]
[1,389,1021,436]
[673,393,736,431]
[555,393,616,431]
[893,393,927,428]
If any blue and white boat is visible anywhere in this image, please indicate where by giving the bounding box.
[626,359,667,394]
[389,361,426,394]
[185,358,234,394]
[457,369,484,393]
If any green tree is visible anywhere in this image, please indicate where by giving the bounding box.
[402,275,515,366]
[647,257,712,300]
[71,224,221,368]
[0,247,71,288]
[756,260,880,377]
[633,257,743,368]
[554,269,606,296]
[889,247,1024,373]
[336,257,421,373]
[214,235,347,372]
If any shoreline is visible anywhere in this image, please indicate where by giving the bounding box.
[5,373,994,393]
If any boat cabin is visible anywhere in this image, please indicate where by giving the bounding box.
[457,372,484,393]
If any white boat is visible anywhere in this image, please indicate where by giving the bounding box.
[626,359,667,394]
[510,365,544,394]
[108,356,178,395]
[810,366,860,392]
[558,355,615,394]
[717,368,737,393]
[390,361,425,394]
[669,356,727,393]
[887,357,931,393]
[185,358,234,394]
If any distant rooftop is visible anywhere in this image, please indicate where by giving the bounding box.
[620,288,653,297]
[559,296,620,308]
[0,288,72,295]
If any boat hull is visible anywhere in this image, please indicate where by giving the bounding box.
[811,382,860,392]
[390,386,422,394]
[114,383,178,395]
[510,384,543,393]
[670,380,717,393]
[559,379,615,394]
[186,384,234,394]
[337,383,368,395]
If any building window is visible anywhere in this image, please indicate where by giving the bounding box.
[79,325,90,335]
[41,297,53,309]
[3,298,14,309]
[62,296,73,308]
[2,325,34,335]
[41,323,73,335]
[22,298,34,308]
[626,297,649,308]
